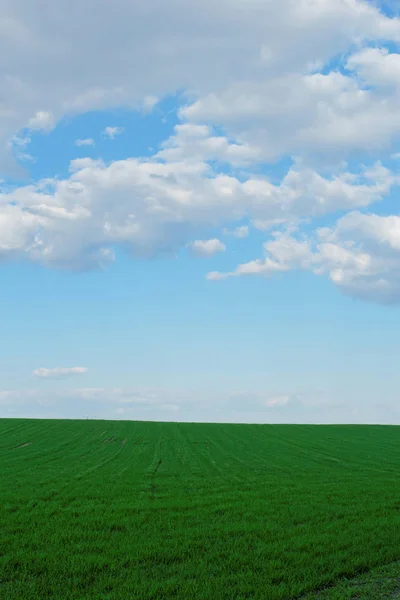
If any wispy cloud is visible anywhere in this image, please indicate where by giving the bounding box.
[141,95,159,113]
[9,134,35,163]
[33,367,88,379]
[102,126,124,140]
[223,225,249,239]
[1,385,397,424]
[11,135,31,148]
[75,138,95,147]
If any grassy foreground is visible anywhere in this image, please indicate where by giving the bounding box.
[0,419,399,599]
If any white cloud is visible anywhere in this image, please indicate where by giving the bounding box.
[0,0,399,173]
[189,238,226,257]
[346,47,400,89]
[102,126,124,140]
[209,211,400,303]
[156,123,262,166]
[181,67,400,164]
[0,0,399,306]
[33,367,88,379]
[75,138,95,147]
[28,111,54,132]
[0,154,396,271]
[315,212,400,303]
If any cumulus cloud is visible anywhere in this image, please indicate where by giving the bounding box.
[156,123,262,166]
[0,0,400,305]
[346,47,400,89]
[209,211,400,303]
[183,67,400,165]
[315,212,400,303]
[0,152,394,272]
[33,367,88,379]
[75,138,95,147]
[189,238,226,257]
[0,0,399,172]
[102,127,124,140]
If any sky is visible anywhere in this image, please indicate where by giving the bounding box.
[0,0,400,424]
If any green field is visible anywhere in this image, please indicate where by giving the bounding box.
[1,419,399,599]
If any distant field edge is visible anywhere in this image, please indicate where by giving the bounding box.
[1,417,400,427]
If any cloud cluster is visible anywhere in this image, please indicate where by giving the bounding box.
[0,0,400,303]
[181,63,400,164]
[0,151,395,273]
[0,387,193,420]
[209,211,400,303]
[1,0,399,169]
[1,385,398,424]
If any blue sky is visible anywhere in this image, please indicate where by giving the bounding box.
[0,0,400,423]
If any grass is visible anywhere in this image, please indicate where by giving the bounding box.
[301,559,400,599]
[0,419,399,599]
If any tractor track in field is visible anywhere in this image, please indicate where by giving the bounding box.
[140,456,163,525]
[296,558,400,600]
[150,457,162,501]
